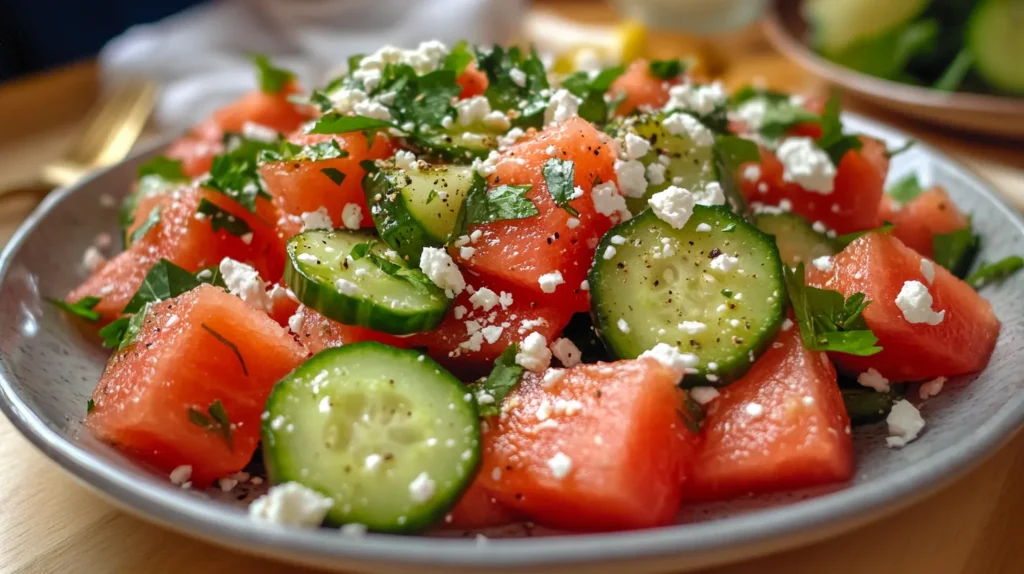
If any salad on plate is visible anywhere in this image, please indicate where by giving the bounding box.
[56,40,1021,535]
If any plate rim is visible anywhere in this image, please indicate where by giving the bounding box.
[1,117,1023,571]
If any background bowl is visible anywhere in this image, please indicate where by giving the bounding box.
[0,115,1022,573]
[764,0,1024,140]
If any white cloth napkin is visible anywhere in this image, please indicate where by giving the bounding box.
[100,0,525,131]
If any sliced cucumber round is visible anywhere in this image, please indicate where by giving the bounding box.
[589,207,785,386]
[407,123,502,163]
[968,0,1024,94]
[262,342,481,533]
[606,112,719,215]
[285,230,450,334]
[754,212,838,267]
[806,0,930,56]
[364,165,473,265]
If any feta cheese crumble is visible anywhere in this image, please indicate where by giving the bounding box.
[469,287,499,311]
[692,182,725,207]
[538,271,564,293]
[220,258,272,311]
[623,132,651,159]
[341,203,363,230]
[689,386,720,405]
[695,222,712,232]
[544,89,582,125]
[334,278,360,296]
[661,112,714,147]
[408,472,436,503]
[516,332,552,372]
[419,247,466,298]
[920,258,935,284]
[82,246,106,272]
[617,318,630,333]
[857,368,890,393]
[300,207,332,231]
[550,337,582,367]
[648,186,695,229]
[665,82,726,117]
[886,399,925,448]
[919,376,947,400]
[895,280,945,325]
[394,149,418,171]
[709,253,740,273]
[547,452,573,479]
[678,321,707,335]
[776,137,836,194]
[639,343,699,375]
[645,162,667,185]
[614,159,648,198]
[591,181,631,221]
[249,482,334,527]
[811,255,834,273]
[169,465,192,486]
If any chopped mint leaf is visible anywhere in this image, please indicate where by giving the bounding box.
[475,344,524,417]
[451,174,538,238]
[376,64,463,133]
[966,256,1024,289]
[137,156,187,181]
[206,156,267,213]
[933,224,979,278]
[122,259,203,314]
[443,41,474,76]
[648,59,685,80]
[118,303,149,350]
[677,393,705,434]
[129,205,161,246]
[258,139,348,163]
[816,93,863,165]
[253,54,294,94]
[307,114,394,135]
[349,241,374,260]
[833,222,894,249]
[321,167,346,186]
[98,317,130,349]
[842,385,904,426]
[48,296,102,322]
[86,399,95,414]
[201,323,248,376]
[730,87,821,142]
[542,158,580,216]
[784,263,882,357]
[196,198,253,237]
[475,45,550,128]
[187,399,234,450]
[887,174,924,204]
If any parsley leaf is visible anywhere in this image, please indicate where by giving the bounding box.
[206,152,269,213]
[442,40,474,76]
[833,222,894,249]
[377,64,463,132]
[114,303,150,350]
[321,167,346,185]
[196,199,253,237]
[816,93,863,165]
[560,65,626,124]
[98,317,130,348]
[122,258,205,314]
[730,87,821,142]
[451,174,538,238]
[649,59,686,80]
[887,174,924,204]
[201,323,248,376]
[475,344,524,417]
[86,399,95,414]
[783,263,882,356]
[542,158,580,216]
[258,139,349,163]
[129,205,161,245]
[138,156,187,181]
[48,296,102,322]
[965,256,1024,289]
[253,54,294,94]
[307,114,394,136]
[933,224,979,278]
[187,399,234,450]
[475,45,550,128]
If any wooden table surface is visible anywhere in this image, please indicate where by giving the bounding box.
[1,4,1023,574]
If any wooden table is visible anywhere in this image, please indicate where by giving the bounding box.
[1,6,1022,574]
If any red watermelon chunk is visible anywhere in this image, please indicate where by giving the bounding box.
[878,186,970,259]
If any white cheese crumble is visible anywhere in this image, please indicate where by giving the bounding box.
[732,98,767,131]
[614,159,648,198]
[645,162,666,185]
[538,271,564,294]
[394,149,418,171]
[334,278,360,296]
[241,121,278,143]
[419,247,466,298]
[546,452,573,479]
[920,258,935,284]
[550,337,582,367]
[169,465,192,485]
[300,207,333,231]
[509,67,527,87]
[648,186,695,229]
[744,402,765,418]
[811,255,834,273]
[857,368,890,393]
[886,399,925,448]
[220,258,272,311]
[678,321,707,335]
[603,246,617,259]
[516,332,552,372]
[341,203,363,230]
[781,317,794,331]
[639,343,699,375]
[665,82,726,116]
[617,318,630,333]
[695,222,712,232]
[623,132,651,159]
[542,368,566,387]
[689,386,720,405]
[287,306,305,334]
[743,164,762,182]
[408,472,436,503]
[895,280,945,325]
[469,287,499,311]
[709,253,740,273]
[248,482,334,527]
[919,376,947,400]
[82,246,107,272]
[692,182,725,207]
[591,181,631,221]
[544,89,582,125]
[661,112,714,147]
[456,96,491,126]
[776,137,836,194]
[459,246,475,260]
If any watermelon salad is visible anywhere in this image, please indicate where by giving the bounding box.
[55,41,1022,535]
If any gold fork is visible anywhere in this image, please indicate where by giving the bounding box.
[1,79,157,197]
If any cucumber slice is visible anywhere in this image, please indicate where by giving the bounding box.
[754,212,838,267]
[589,207,785,386]
[605,112,718,215]
[806,0,930,56]
[365,165,473,265]
[285,230,450,334]
[968,0,1024,94]
[262,342,480,532]
[407,123,502,163]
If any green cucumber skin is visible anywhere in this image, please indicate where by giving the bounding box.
[285,230,449,335]
[589,206,785,386]
[364,169,436,266]
[753,212,839,267]
[262,342,481,533]
[405,132,494,163]
[968,0,1024,94]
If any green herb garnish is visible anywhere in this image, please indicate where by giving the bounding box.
[48,296,102,322]
[450,174,538,239]
[253,54,295,94]
[307,114,394,136]
[200,323,248,376]
[542,158,580,216]
[933,224,979,278]
[965,256,1024,289]
[129,205,161,245]
[187,399,234,450]
[196,199,253,237]
[887,174,924,204]
[475,344,525,417]
[320,167,346,186]
[648,59,686,80]
[784,263,882,356]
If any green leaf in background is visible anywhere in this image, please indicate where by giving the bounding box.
[475,45,550,128]
[307,114,394,136]
[933,48,975,92]
[196,198,253,237]
[253,54,295,94]
[887,174,924,204]
[648,59,686,80]
[129,205,161,245]
[784,263,882,357]
[47,296,102,322]
[816,93,863,165]
[475,344,525,417]
[965,256,1024,289]
[830,19,939,80]
[542,158,580,216]
[933,224,980,278]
